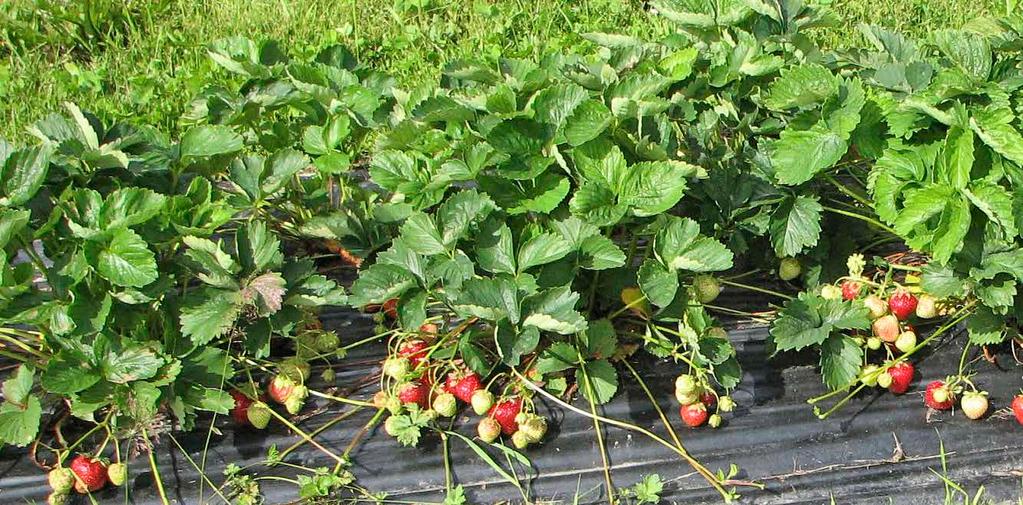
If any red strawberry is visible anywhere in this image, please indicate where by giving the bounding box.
[445,372,483,403]
[70,455,107,493]
[925,380,954,410]
[398,340,430,368]
[841,281,862,301]
[888,290,918,320]
[1011,395,1023,425]
[680,402,708,428]
[699,391,717,409]
[887,362,914,394]
[383,298,398,319]
[230,390,254,425]
[268,375,296,405]
[488,397,524,435]
[397,381,431,409]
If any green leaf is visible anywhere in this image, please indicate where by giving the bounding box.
[437,189,495,246]
[517,232,573,273]
[183,236,241,289]
[964,180,1017,238]
[0,396,41,446]
[621,161,691,216]
[971,249,1023,281]
[0,209,30,249]
[941,127,974,190]
[495,323,539,367]
[237,221,283,273]
[564,100,613,147]
[479,171,569,215]
[532,83,588,128]
[581,319,617,359]
[655,217,733,272]
[933,30,991,81]
[819,334,862,390]
[180,290,244,346]
[97,228,158,288]
[577,359,618,405]
[577,234,626,270]
[100,187,167,230]
[475,220,516,275]
[400,213,446,256]
[772,124,847,185]
[764,63,839,110]
[1,145,52,206]
[349,263,416,306]
[454,277,520,323]
[922,263,966,298]
[104,347,164,384]
[369,150,419,192]
[966,307,1006,345]
[180,125,244,159]
[771,293,870,353]
[2,365,34,405]
[412,96,475,124]
[522,287,587,335]
[770,195,823,257]
[970,107,1023,165]
[42,354,100,394]
[536,342,579,374]
[638,259,678,307]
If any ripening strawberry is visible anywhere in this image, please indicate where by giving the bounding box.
[1011,395,1023,425]
[675,374,698,395]
[48,468,75,494]
[419,323,438,335]
[383,298,399,319]
[247,402,272,429]
[398,340,430,368]
[70,455,107,494]
[680,402,708,427]
[477,417,502,442]
[887,362,914,394]
[230,390,255,426]
[488,397,524,435]
[915,294,938,319]
[397,381,431,409]
[268,375,296,405]
[872,314,900,343]
[699,391,717,409]
[863,295,888,320]
[433,393,458,417]
[445,371,483,403]
[888,290,918,320]
[471,389,494,415]
[841,281,862,301]
[925,380,954,410]
[960,391,989,420]
[894,330,917,353]
[820,284,843,300]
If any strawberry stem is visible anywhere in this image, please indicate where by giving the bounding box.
[719,279,793,300]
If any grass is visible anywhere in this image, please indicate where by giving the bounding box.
[0,0,1009,141]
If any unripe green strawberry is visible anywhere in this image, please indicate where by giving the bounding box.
[433,393,457,417]
[916,294,938,319]
[107,463,127,487]
[895,330,917,353]
[384,415,401,437]
[860,364,880,387]
[514,412,529,425]
[48,491,69,505]
[386,396,403,415]
[708,414,722,428]
[877,371,893,389]
[511,430,531,449]
[820,285,843,300]
[852,336,865,347]
[675,374,698,395]
[620,287,650,318]
[778,258,801,281]
[866,336,882,350]
[693,275,721,304]
[247,402,272,429]
[675,389,699,405]
[314,332,340,353]
[470,389,494,415]
[382,357,410,379]
[520,416,547,443]
[321,368,336,383]
[284,385,309,415]
[863,295,888,320]
[477,417,501,442]
[48,468,75,494]
[718,396,735,413]
[279,357,311,382]
[373,391,389,409]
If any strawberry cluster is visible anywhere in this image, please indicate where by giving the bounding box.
[377,332,548,449]
[673,372,734,429]
[47,454,128,503]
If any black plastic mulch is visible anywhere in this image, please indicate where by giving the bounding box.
[3,291,1023,504]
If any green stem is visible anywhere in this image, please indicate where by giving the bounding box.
[577,350,615,505]
[821,205,897,235]
[141,426,171,505]
[823,174,871,207]
[718,279,793,300]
